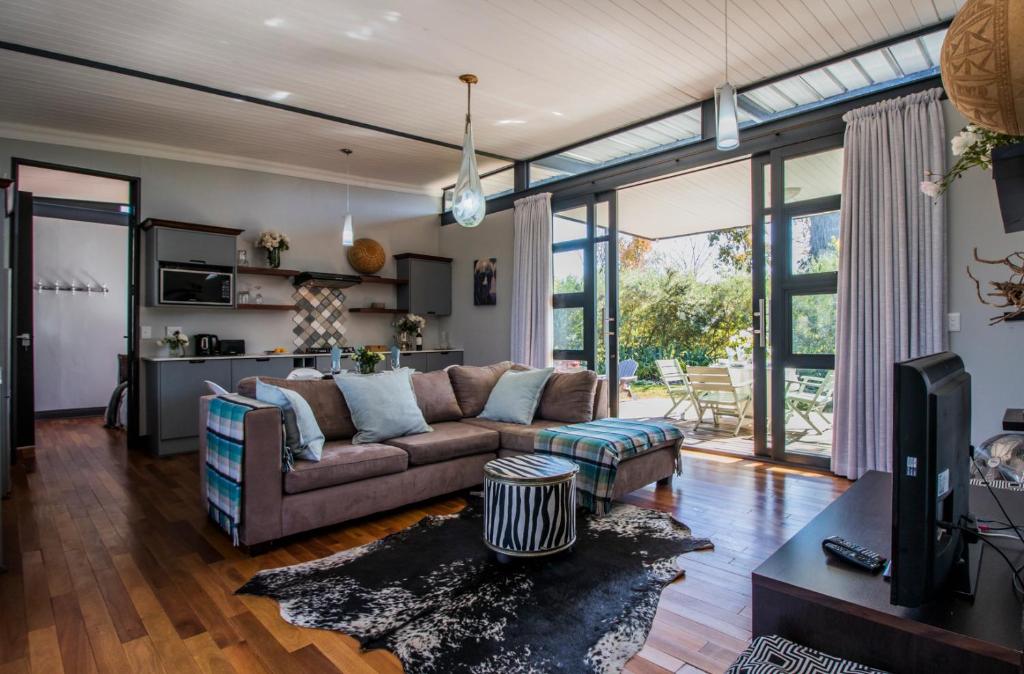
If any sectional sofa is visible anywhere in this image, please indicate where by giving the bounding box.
[198,361,680,548]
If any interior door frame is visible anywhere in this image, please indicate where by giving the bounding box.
[765,135,843,470]
[10,159,143,449]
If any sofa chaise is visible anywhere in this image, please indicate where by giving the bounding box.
[198,361,680,548]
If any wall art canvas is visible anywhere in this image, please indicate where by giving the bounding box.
[473,258,497,306]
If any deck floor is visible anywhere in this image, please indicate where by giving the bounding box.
[0,417,849,674]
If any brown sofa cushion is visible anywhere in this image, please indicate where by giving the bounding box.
[537,370,598,423]
[459,418,565,452]
[284,440,408,494]
[238,376,355,441]
[447,361,513,417]
[385,421,499,465]
[411,371,464,424]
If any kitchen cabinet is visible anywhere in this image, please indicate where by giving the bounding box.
[154,227,236,267]
[426,351,463,371]
[229,357,295,389]
[396,254,452,317]
[146,358,231,456]
[396,352,428,372]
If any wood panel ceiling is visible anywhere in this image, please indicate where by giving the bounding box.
[0,0,961,191]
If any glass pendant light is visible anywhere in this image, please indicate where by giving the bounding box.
[341,148,355,246]
[452,73,486,228]
[715,0,740,151]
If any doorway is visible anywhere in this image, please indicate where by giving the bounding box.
[11,160,142,457]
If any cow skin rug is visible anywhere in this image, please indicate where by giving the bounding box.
[237,501,713,674]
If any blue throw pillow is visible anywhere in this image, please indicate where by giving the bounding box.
[479,367,554,425]
[333,368,432,443]
[255,378,326,461]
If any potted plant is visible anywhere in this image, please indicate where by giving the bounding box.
[257,230,291,268]
[158,330,189,358]
[921,124,1024,231]
[393,313,426,352]
[353,346,384,375]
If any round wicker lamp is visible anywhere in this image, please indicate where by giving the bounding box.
[347,238,386,274]
[941,0,1024,135]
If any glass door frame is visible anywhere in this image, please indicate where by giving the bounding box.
[551,192,619,415]
[762,134,843,470]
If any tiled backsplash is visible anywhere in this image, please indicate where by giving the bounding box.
[292,285,349,350]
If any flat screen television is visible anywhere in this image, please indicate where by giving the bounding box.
[890,352,975,608]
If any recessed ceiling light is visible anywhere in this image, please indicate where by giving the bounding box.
[496,119,527,125]
[384,11,401,22]
[263,17,285,27]
[551,111,565,117]
[267,91,291,102]
[345,26,373,40]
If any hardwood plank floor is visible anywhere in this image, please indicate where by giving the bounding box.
[1,418,849,673]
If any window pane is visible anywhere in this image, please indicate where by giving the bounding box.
[784,148,843,203]
[553,249,584,292]
[442,165,514,211]
[530,108,702,187]
[791,294,837,355]
[790,210,840,274]
[554,206,587,243]
[554,308,584,351]
[783,367,834,458]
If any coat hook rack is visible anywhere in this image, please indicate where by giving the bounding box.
[36,279,110,295]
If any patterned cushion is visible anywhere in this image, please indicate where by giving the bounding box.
[726,636,889,674]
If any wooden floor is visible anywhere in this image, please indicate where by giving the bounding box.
[0,418,850,674]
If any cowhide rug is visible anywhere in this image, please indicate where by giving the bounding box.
[237,501,713,674]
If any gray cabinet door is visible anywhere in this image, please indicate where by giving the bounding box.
[156,228,236,267]
[158,359,232,441]
[426,351,463,371]
[399,258,452,317]
[398,352,428,372]
[229,357,295,389]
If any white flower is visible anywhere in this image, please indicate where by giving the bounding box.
[919,180,941,198]
[951,129,981,156]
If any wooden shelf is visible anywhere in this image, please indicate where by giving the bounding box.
[236,303,295,311]
[237,266,300,278]
[348,307,407,314]
[359,275,407,286]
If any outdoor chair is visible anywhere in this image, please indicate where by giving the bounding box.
[686,365,752,436]
[655,359,700,420]
[784,371,835,435]
[618,358,639,399]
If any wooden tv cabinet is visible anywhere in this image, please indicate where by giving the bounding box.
[752,471,1022,673]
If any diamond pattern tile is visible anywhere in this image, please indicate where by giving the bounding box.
[290,287,349,349]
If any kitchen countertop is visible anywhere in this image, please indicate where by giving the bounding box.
[142,348,464,362]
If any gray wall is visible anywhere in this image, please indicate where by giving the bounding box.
[32,217,128,411]
[944,101,1024,444]
[439,207,514,365]
[0,137,443,355]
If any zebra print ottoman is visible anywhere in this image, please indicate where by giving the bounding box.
[483,455,579,560]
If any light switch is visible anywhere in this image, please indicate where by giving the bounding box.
[141,325,152,339]
[166,325,182,337]
[948,312,961,332]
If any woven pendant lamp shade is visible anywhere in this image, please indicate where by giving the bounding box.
[346,238,386,274]
[941,0,1024,135]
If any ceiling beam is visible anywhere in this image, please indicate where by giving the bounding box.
[0,40,517,163]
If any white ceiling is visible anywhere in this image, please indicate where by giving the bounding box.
[0,0,960,191]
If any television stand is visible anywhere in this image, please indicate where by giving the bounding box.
[752,471,1022,673]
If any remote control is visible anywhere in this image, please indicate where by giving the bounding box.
[822,536,886,573]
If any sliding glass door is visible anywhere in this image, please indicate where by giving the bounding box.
[753,136,843,469]
[552,193,619,414]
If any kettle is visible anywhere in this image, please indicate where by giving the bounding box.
[195,334,220,356]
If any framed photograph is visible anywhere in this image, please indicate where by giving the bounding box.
[473,258,497,306]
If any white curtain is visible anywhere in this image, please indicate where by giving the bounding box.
[833,87,947,479]
[511,193,553,368]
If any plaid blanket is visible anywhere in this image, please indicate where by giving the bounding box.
[535,418,684,515]
[206,395,280,545]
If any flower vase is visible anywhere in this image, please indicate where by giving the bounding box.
[397,331,412,351]
[168,345,182,358]
[267,247,281,269]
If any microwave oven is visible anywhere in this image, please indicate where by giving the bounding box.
[159,265,233,306]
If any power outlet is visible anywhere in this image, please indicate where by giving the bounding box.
[141,325,152,339]
[947,312,961,332]
[166,325,183,337]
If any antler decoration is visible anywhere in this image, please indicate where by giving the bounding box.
[966,248,1024,325]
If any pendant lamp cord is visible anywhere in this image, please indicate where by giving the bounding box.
[724,0,729,81]
[465,81,472,132]
[346,152,351,212]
